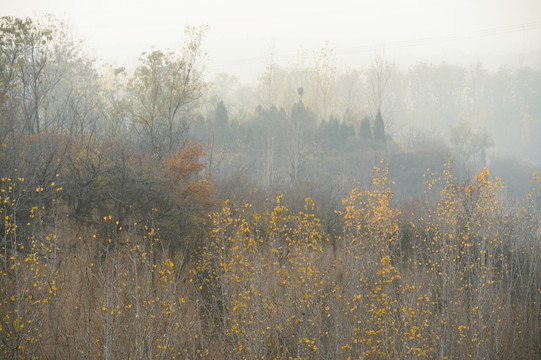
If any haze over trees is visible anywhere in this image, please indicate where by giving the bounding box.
[1,15,540,359]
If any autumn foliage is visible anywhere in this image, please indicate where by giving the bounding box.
[2,157,540,359]
[1,14,540,360]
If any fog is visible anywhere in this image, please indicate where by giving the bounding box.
[4,0,541,82]
[2,1,541,178]
[3,4,541,358]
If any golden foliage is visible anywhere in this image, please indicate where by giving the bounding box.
[1,161,540,359]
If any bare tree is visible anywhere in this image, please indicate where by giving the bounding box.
[366,52,396,116]
[128,25,208,158]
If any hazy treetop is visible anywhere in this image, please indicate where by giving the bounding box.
[3,0,541,83]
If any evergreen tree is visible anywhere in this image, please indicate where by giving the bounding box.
[291,100,315,139]
[373,109,385,142]
[214,100,229,145]
[317,115,340,150]
[340,121,355,142]
[360,116,372,139]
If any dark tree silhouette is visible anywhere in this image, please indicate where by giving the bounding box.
[360,116,372,139]
[374,108,385,142]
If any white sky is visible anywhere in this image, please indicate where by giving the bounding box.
[2,0,541,83]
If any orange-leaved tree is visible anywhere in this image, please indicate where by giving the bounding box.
[163,142,215,249]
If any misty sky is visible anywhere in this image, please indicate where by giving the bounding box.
[3,0,541,82]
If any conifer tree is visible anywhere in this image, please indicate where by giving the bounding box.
[214,100,229,145]
[360,116,372,139]
[373,108,385,142]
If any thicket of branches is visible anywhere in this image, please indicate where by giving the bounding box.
[2,160,540,358]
